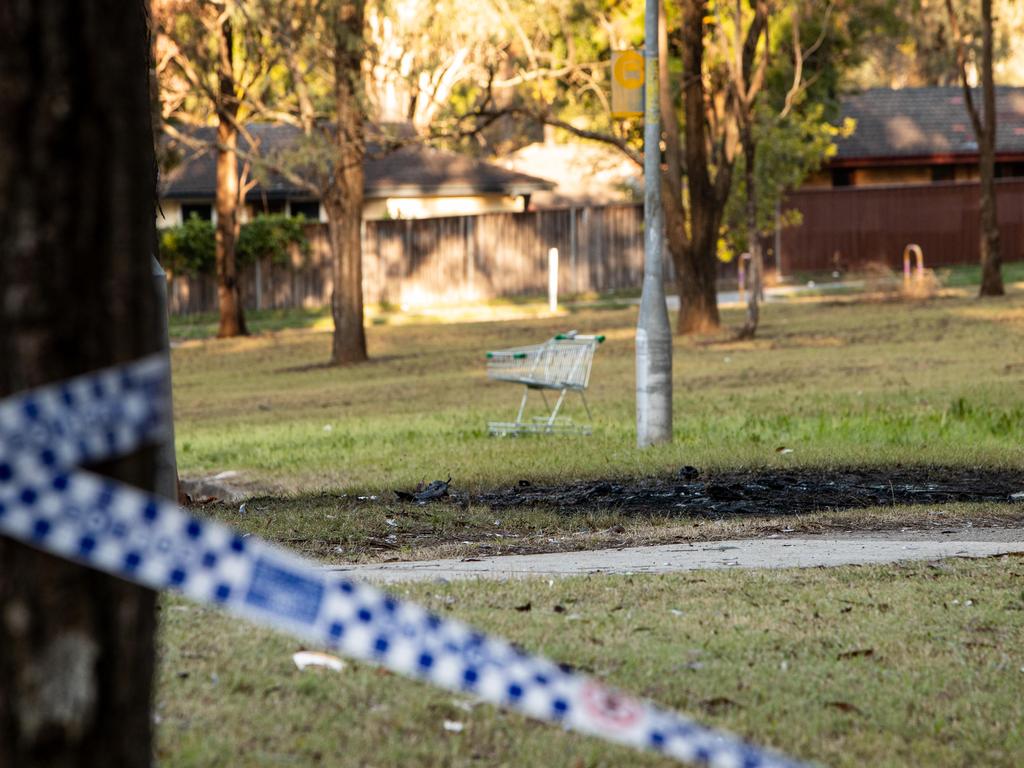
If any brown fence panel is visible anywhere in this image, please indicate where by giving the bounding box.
[780,179,1024,274]
[167,204,651,315]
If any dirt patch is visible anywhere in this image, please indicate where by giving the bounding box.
[477,467,1024,518]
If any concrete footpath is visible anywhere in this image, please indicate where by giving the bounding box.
[331,533,1024,583]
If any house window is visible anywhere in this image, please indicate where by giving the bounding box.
[289,200,320,220]
[181,203,212,221]
[831,168,852,187]
[931,165,954,183]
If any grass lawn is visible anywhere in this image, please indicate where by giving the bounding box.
[157,556,1024,767]
[161,290,1024,766]
[170,291,1024,493]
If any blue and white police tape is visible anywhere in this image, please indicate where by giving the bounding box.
[0,357,810,768]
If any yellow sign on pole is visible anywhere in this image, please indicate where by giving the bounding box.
[611,50,644,119]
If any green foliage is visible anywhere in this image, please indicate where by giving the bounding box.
[722,105,855,255]
[237,213,310,267]
[159,214,216,275]
[159,213,310,276]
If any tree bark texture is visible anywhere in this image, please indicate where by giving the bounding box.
[677,0,724,334]
[215,9,248,337]
[978,0,1004,296]
[656,0,699,339]
[0,1,160,765]
[328,0,369,365]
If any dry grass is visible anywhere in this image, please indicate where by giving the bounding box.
[171,291,1024,493]
[157,556,1024,767]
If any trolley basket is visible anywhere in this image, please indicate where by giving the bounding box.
[485,331,604,435]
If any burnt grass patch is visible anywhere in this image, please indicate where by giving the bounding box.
[476,467,1024,518]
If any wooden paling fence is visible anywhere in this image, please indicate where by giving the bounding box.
[167,204,648,315]
[779,178,1024,274]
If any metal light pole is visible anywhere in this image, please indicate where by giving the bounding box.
[635,0,673,447]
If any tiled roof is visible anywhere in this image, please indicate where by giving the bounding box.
[160,123,553,200]
[834,86,1024,161]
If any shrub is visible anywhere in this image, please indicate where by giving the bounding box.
[159,213,215,275]
[159,213,310,276]
[237,213,310,267]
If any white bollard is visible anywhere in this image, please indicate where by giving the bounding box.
[548,247,558,313]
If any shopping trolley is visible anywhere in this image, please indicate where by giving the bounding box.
[485,331,604,436]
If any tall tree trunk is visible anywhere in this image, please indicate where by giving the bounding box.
[0,1,160,764]
[328,0,369,365]
[739,129,763,339]
[656,0,702,340]
[215,8,248,337]
[978,0,1004,297]
[678,0,722,334]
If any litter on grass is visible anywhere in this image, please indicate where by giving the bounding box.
[293,651,347,672]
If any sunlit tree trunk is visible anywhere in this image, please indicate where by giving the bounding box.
[0,0,160,763]
[215,6,248,337]
[328,0,369,365]
[677,0,724,334]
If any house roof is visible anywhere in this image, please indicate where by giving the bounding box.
[160,123,554,201]
[497,141,641,207]
[833,86,1024,164]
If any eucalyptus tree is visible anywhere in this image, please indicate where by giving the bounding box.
[946,0,1005,297]
[248,0,371,364]
[155,0,270,337]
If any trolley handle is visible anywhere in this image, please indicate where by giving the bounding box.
[486,351,529,359]
[554,332,605,343]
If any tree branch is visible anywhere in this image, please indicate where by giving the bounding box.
[455,107,642,167]
[945,0,984,140]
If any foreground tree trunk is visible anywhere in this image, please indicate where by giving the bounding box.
[0,1,160,764]
[215,7,248,337]
[328,0,369,365]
